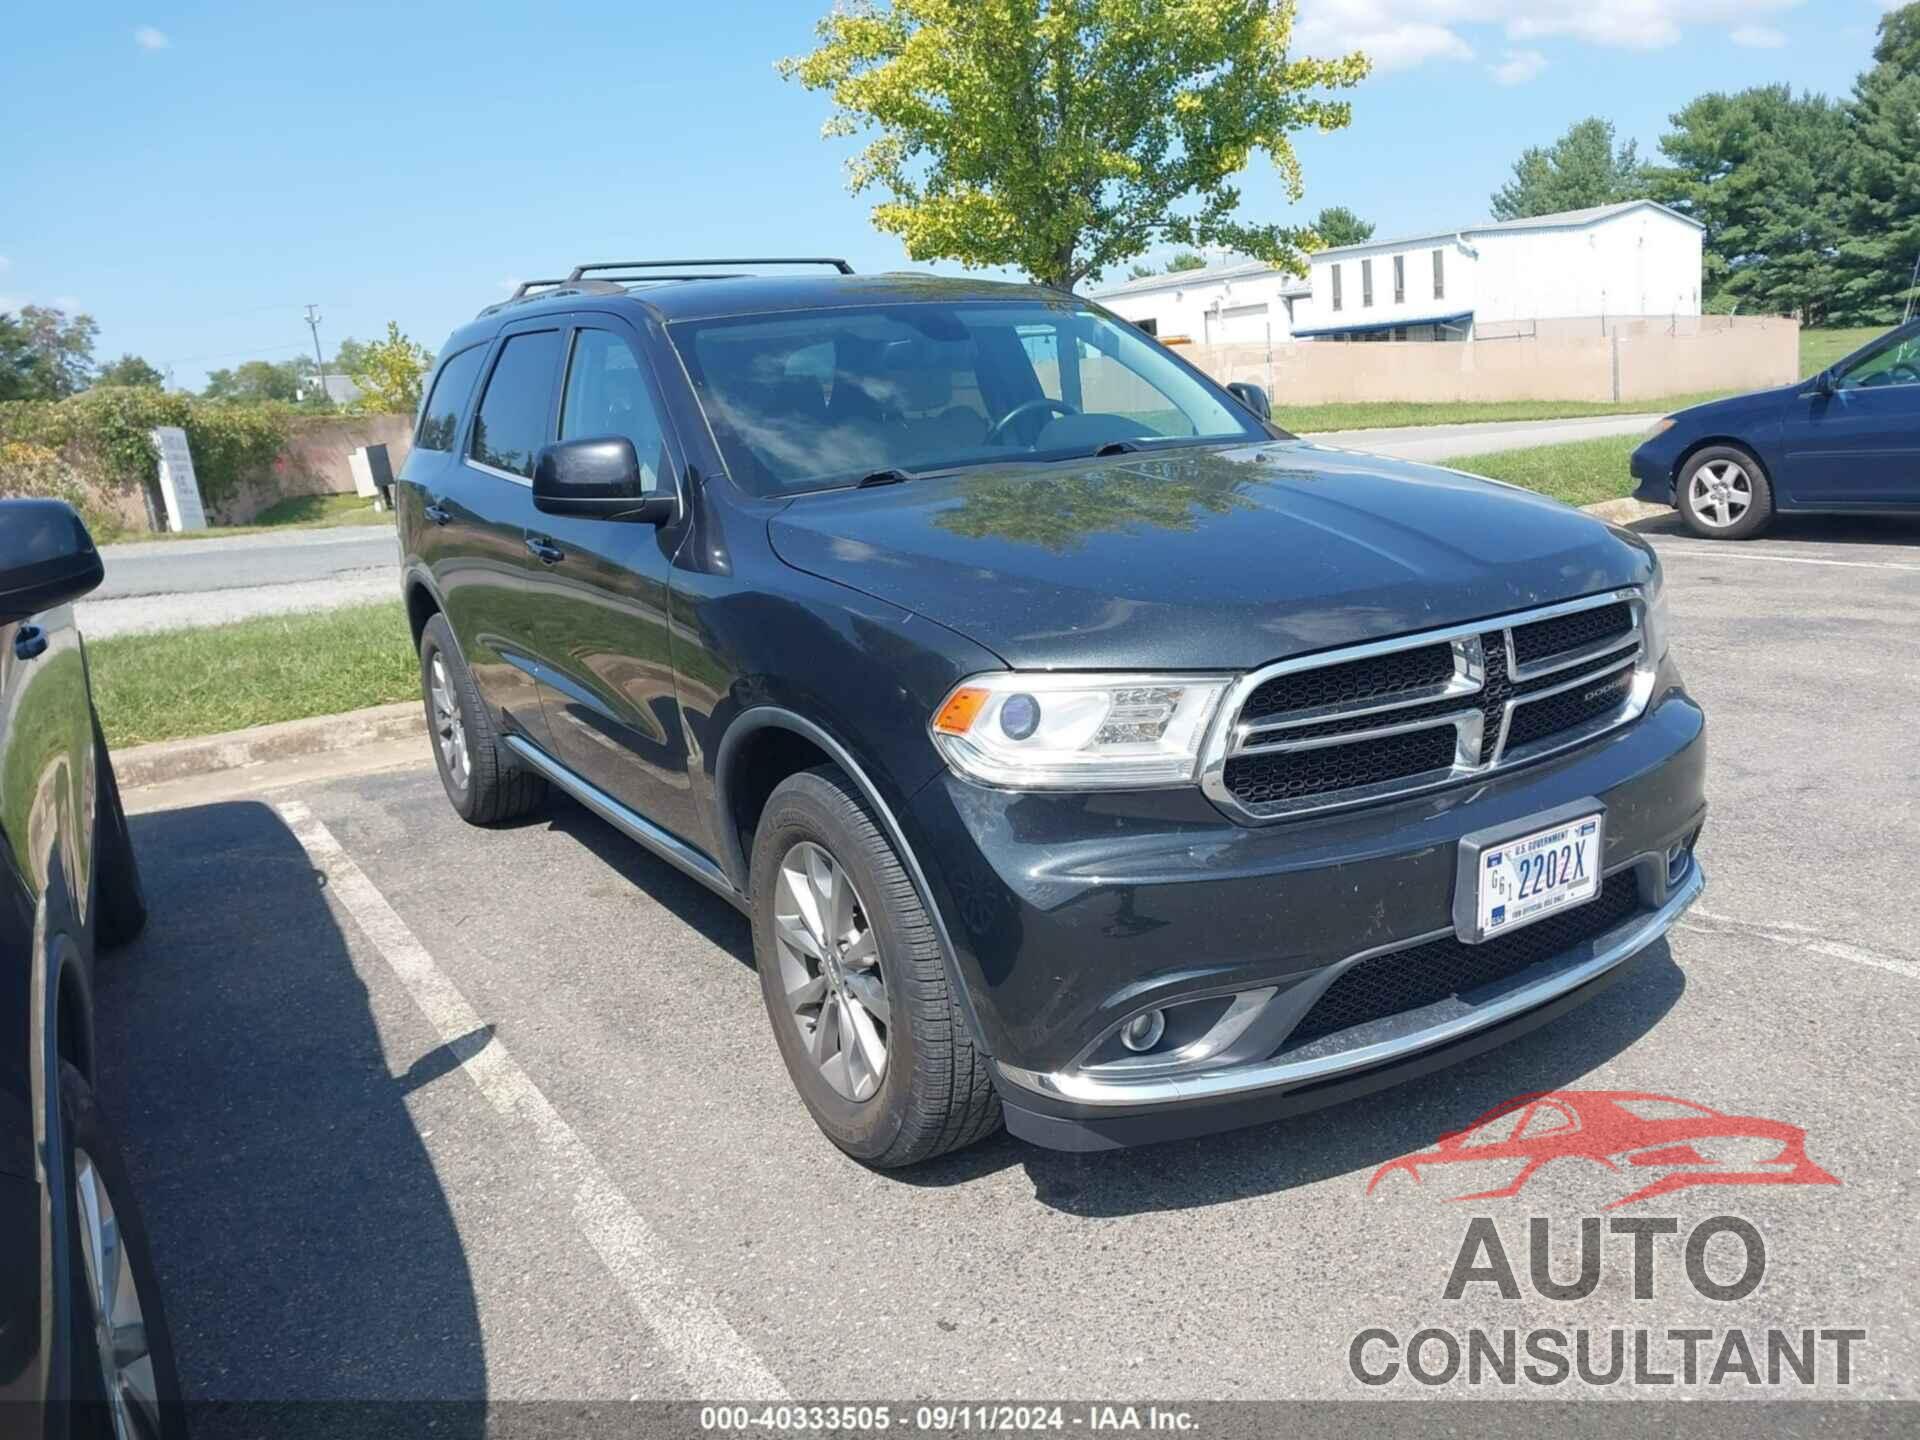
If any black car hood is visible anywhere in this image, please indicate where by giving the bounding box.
[767,441,1655,671]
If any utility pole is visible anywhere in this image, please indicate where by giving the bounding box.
[305,303,328,402]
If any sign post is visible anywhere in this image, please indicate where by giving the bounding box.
[151,426,207,532]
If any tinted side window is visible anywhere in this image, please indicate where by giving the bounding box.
[470,330,563,478]
[559,329,667,494]
[415,346,487,452]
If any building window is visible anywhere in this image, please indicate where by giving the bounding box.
[1362,259,1374,308]
[1330,264,1343,312]
[1394,255,1406,304]
[1134,316,1158,337]
[1433,248,1446,300]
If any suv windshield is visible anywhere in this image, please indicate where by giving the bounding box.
[670,300,1269,496]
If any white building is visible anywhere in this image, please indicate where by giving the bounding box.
[1089,256,1312,346]
[1092,200,1704,345]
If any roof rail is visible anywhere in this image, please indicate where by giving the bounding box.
[511,278,567,299]
[564,257,854,282]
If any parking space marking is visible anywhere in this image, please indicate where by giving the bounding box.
[1654,543,1920,573]
[276,800,787,1401]
[1681,905,1920,984]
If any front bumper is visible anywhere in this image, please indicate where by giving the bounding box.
[1630,438,1679,506]
[904,664,1706,1150]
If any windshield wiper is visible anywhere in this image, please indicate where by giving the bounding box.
[856,467,918,488]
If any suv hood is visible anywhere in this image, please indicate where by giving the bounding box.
[767,441,1655,671]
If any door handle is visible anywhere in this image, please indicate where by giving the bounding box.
[525,536,565,565]
[424,503,453,526]
[13,625,48,661]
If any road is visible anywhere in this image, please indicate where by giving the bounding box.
[93,511,1920,1424]
[76,415,1659,639]
[80,524,399,637]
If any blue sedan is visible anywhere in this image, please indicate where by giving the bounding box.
[1632,320,1920,539]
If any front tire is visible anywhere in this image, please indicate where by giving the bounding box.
[1677,445,1773,540]
[750,767,1000,1167]
[60,1062,187,1440]
[418,614,546,825]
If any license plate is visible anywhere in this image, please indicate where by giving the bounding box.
[1475,813,1602,939]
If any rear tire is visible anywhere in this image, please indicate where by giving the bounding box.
[91,717,146,949]
[1677,444,1773,540]
[419,613,546,825]
[750,767,1000,1167]
[59,1062,187,1440]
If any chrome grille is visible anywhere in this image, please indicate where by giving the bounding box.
[1202,591,1648,821]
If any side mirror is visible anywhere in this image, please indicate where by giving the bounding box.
[1811,369,1835,398]
[1225,380,1272,421]
[0,498,104,624]
[532,436,677,525]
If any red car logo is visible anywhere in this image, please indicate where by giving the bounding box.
[1367,1090,1839,1209]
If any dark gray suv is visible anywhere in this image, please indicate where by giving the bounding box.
[396,259,1707,1166]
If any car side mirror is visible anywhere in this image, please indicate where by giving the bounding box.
[1811,369,1835,398]
[0,498,105,624]
[1225,381,1272,421]
[532,436,676,525]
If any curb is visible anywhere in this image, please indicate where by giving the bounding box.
[1579,497,1669,526]
[116,701,424,790]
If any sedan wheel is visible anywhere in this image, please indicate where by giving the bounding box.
[1686,458,1754,530]
[773,840,890,1102]
[73,1148,162,1440]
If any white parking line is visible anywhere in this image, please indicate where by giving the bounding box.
[1655,543,1920,573]
[1681,905,1920,983]
[276,800,787,1401]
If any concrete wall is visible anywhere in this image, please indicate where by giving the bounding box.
[1181,315,1799,407]
[217,414,414,523]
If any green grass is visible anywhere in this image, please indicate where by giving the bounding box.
[120,492,394,545]
[1439,434,1641,509]
[1278,394,1732,434]
[1800,326,1884,377]
[90,601,417,747]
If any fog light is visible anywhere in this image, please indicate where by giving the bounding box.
[1120,1009,1166,1053]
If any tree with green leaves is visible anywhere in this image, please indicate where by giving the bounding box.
[780,0,1367,289]
[203,359,301,403]
[347,322,435,415]
[0,314,35,401]
[1650,86,1850,323]
[1164,251,1208,273]
[1835,3,1920,323]
[94,354,166,389]
[1491,118,1649,221]
[1311,205,1373,248]
[11,306,99,398]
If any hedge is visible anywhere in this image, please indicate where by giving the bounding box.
[0,388,290,539]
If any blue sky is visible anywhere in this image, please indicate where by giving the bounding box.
[0,1,1895,390]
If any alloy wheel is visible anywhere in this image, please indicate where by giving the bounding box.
[429,654,470,788]
[773,841,890,1101]
[73,1148,161,1440]
[1688,459,1754,530]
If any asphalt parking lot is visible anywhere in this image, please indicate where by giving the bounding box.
[93,512,1919,1418]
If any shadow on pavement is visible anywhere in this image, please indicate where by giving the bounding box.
[89,801,485,1435]
[903,946,1687,1218]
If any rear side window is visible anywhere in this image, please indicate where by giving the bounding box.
[470,331,563,478]
[415,346,487,452]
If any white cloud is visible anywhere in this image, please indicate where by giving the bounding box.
[134,25,170,51]
[1730,24,1786,47]
[1292,1,1802,71]
[1489,48,1549,84]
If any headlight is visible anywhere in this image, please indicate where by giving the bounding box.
[1644,417,1677,440]
[1643,556,1671,663]
[930,672,1233,789]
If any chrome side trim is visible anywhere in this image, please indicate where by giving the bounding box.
[503,735,741,906]
[997,862,1703,1108]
